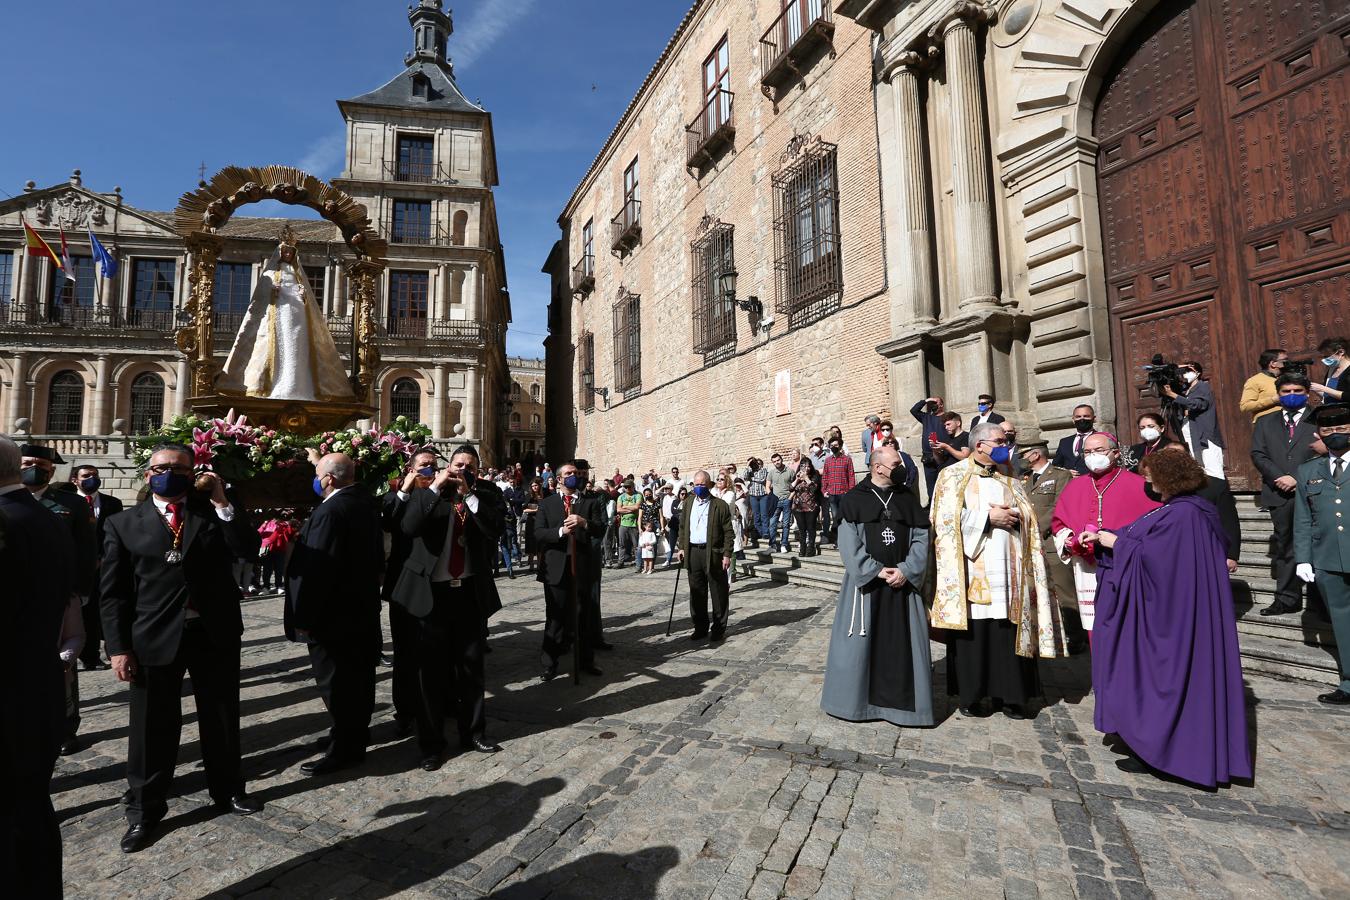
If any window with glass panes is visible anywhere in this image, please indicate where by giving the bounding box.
[130,258,176,328]
[129,373,165,434]
[0,253,13,304]
[46,370,84,434]
[396,134,435,182]
[772,140,841,320]
[390,378,421,422]
[213,262,252,329]
[387,271,429,336]
[392,200,432,243]
[304,266,326,311]
[49,255,96,323]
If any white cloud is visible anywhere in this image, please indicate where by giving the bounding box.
[452,0,537,71]
[298,130,346,178]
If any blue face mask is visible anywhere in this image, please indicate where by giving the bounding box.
[563,474,579,489]
[989,445,1011,465]
[978,403,991,413]
[1278,393,1308,410]
[79,476,101,493]
[1324,356,1340,368]
[692,484,710,499]
[417,466,436,478]
[149,471,191,498]
[312,476,326,497]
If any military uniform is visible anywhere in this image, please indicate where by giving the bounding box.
[1021,460,1083,650]
[1293,451,1350,698]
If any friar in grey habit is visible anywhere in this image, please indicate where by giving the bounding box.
[821,442,934,726]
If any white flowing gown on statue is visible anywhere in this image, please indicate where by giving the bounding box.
[218,251,351,402]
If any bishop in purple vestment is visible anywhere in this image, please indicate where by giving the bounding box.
[1086,449,1252,788]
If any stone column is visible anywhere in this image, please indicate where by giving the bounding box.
[332,265,348,317]
[885,51,938,328]
[7,351,29,430]
[92,355,111,434]
[175,358,191,413]
[464,365,480,441]
[432,363,448,437]
[939,2,999,311]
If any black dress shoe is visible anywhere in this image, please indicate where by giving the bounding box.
[465,737,502,754]
[1115,755,1149,774]
[958,706,980,718]
[59,736,82,756]
[380,653,395,667]
[420,754,444,772]
[595,641,615,651]
[541,665,558,682]
[1003,704,1031,720]
[689,630,708,641]
[214,793,262,815]
[1318,688,1350,705]
[580,664,603,676]
[300,753,362,776]
[709,629,726,643]
[121,822,154,853]
[82,658,110,671]
[1260,602,1302,617]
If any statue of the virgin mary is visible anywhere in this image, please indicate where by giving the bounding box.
[218,228,351,401]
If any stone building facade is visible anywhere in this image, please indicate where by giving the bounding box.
[547,0,891,474]
[0,0,511,467]
[549,0,1350,489]
[505,355,546,464]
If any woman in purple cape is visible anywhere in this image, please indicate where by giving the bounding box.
[1083,447,1252,788]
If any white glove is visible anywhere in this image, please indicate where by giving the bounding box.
[1296,563,1316,584]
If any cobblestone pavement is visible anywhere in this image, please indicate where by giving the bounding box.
[57,566,1349,899]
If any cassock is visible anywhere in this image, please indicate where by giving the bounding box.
[1093,496,1252,787]
[821,476,932,726]
[1049,468,1159,631]
[930,458,1064,708]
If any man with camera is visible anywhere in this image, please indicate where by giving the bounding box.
[1241,349,1287,422]
[1251,373,1321,616]
[393,444,506,768]
[1162,360,1226,479]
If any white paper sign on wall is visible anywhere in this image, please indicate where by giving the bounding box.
[775,370,791,417]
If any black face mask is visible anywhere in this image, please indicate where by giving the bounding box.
[1144,483,1163,503]
[20,467,51,487]
[1074,419,1095,434]
[889,463,906,485]
[1325,433,1350,453]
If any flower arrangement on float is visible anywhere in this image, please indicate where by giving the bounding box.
[308,415,434,495]
[134,409,306,482]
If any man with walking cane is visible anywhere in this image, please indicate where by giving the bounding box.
[675,470,734,642]
[535,461,606,681]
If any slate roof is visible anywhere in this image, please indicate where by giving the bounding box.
[340,61,485,115]
[133,207,339,242]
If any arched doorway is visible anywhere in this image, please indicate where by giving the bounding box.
[389,377,421,423]
[1096,0,1350,486]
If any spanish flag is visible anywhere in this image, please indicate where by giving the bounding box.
[22,218,63,273]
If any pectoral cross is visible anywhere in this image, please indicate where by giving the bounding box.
[881,527,896,546]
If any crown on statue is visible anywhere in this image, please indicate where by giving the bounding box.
[278,224,298,250]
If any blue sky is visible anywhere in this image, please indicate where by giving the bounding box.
[0,0,690,358]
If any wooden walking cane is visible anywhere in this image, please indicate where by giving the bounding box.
[569,527,581,684]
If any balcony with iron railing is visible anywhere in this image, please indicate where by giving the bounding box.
[382,318,498,347]
[571,253,596,295]
[124,307,177,331]
[760,0,835,96]
[385,215,449,246]
[610,199,642,255]
[382,159,455,185]
[686,89,736,169]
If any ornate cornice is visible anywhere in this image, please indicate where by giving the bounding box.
[929,1,996,41]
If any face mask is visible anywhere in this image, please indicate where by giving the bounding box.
[563,474,579,489]
[312,476,327,498]
[692,484,710,499]
[880,429,891,437]
[1140,426,1162,442]
[20,467,51,487]
[1182,371,1199,384]
[79,476,101,493]
[1324,433,1350,453]
[417,466,436,478]
[1324,356,1340,368]
[830,444,842,454]
[1144,483,1163,503]
[1074,419,1094,434]
[989,445,1011,465]
[977,403,991,413]
[889,463,906,484]
[1278,394,1308,410]
[811,445,822,454]
[1084,452,1114,474]
[150,471,192,497]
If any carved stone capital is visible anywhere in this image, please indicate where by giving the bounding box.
[930,1,996,41]
[880,44,938,83]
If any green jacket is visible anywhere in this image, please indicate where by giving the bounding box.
[1294,455,1350,573]
[678,494,734,572]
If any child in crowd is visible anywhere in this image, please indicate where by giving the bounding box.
[639,520,658,574]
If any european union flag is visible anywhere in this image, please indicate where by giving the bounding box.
[88,228,118,279]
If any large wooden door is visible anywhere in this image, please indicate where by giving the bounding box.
[1096,0,1350,488]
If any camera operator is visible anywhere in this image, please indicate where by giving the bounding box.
[1312,338,1350,401]
[1161,360,1226,479]
[1240,349,1287,421]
